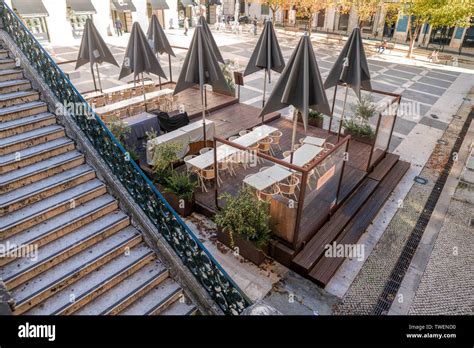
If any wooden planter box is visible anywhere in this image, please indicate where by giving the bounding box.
[297,114,324,128]
[342,129,375,145]
[154,183,195,217]
[216,228,268,266]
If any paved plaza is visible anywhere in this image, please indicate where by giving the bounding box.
[46,28,474,315]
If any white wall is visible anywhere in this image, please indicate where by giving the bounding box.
[43,0,74,43]
[164,0,179,29]
[132,0,149,32]
[91,0,113,37]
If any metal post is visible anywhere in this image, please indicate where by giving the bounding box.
[337,84,349,142]
[168,54,173,83]
[262,68,267,108]
[290,108,298,164]
[95,63,103,92]
[328,84,338,134]
[90,65,98,92]
[141,72,147,104]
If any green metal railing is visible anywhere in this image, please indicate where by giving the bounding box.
[0,2,250,315]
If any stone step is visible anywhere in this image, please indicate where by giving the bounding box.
[0,179,106,238]
[0,137,75,174]
[119,278,183,315]
[0,100,48,122]
[0,58,17,70]
[25,244,157,315]
[0,195,118,266]
[0,69,23,83]
[85,261,170,315]
[0,124,64,156]
[0,49,9,59]
[160,299,198,315]
[0,150,84,193]
[0,79,30,94]
[0,112,56,139]
[11,230,142,314]
[1,211,130,290]
[0,164,96,216]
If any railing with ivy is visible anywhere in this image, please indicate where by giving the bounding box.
[0,2,250,315]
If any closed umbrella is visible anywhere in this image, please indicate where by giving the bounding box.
[119,22,167,103]
[244,20,285,111]
[324,27,372,139]
[260,33,330,163]
[198,15,224,63]
[174,25,232,142]
[75,18,119,92]
[147,14,175,87]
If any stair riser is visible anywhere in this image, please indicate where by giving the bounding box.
[0,61,16,70]
[0,142,75,174]
[0,81,30,94]
[0,52,9,59]
[0,71,23,83]
[0,171,96,216]
[5,218,130,290]
[13,235,143,315]
[0,129,65,156]
[59,253,156,315]
[0,203,119,266]
[104,270,169,315]
[0,155,85,194]
[0,185,107,239]
[0,116,56,139]
[1,104,48,122]
[148,290,183,315]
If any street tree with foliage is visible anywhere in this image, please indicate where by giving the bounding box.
[258,0,289,25]
[295,0,333,34]
[401,0,473,58]
[352,0,383,27]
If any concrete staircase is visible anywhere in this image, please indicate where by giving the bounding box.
[0,44,198,315]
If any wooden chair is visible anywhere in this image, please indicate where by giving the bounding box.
[121,89,132,100]
[259,166,271,172]
[145,84,156,93]
[198,166,217,192]
[102,110,120,124]
[239,129,251,136]
[292,143,301,151]
[228,135,239,142]
[146,100,159,111]
[218,159,234,178]
[269,130,282,152]
[282,150,292,158]
[258,137,273,156]
[248,143,260,164]
[199,147,213,155]
[278,175,299,201]
[107,91,121,104]
[129,103,146,116]
[299,137,306,144]
[184,155,198,174]
[258,185,280,202]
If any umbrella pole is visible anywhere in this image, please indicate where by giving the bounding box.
[141,73,147,105]
[158,76,162,90]
[290,108,298,164]
[95,63,103,93]
[168,54,173,83]
[90,65,98,92]
[262,69,267,108]
[329,84,338,134]
[201,87,206,143]
[337,84,349,142]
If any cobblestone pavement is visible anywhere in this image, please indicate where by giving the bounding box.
[409,199,474,315]
[334,94,473,315]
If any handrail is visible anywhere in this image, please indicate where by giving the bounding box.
[0,2,250,315]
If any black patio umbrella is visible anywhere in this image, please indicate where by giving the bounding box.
[260,33,330,163]
[198,15,225,64]
[324,27,372,139]
[174,24,232,142]
[244,20,285,110]
[147,14,176,88]
[119,22,167,103]
[75,18,119,92]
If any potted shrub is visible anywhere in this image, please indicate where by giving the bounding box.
[151,142,198,216]
[162,171,198,217]
[298,109,325,128]
[343,94,376,144]
[214,187,271,265]
[107,116,141,165]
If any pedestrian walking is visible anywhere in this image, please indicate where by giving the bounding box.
[184,17,189,36]
[115,18,123,36]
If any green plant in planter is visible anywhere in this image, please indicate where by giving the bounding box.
[107,116,140,162]
[344,94,376,139]
[308,109,324,120]
[221,59,238,96]
[152,141,185,183]
[163,172,198,201]
[215,187,271,250]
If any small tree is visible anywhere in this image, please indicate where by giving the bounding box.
[258,0,289,25]
[401,0,473,58]
[353,0,383,28]
[295,0,333,34]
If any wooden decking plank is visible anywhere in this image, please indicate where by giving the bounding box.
[291,177,379,274]
[309,160,410,286]
[367,153,400,182]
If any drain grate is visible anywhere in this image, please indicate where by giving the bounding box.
[372,109,473,315]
